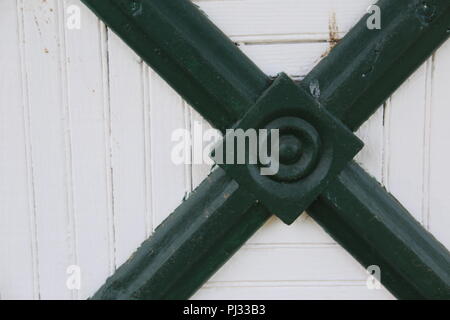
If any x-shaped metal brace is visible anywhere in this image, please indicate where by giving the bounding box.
[79,0,450,299]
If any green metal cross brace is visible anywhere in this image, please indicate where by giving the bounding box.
[79,0,450,299]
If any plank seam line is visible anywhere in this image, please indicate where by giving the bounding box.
[421,55,435,230]
[381,99,391,189]
[57,0,79,300]
[242,243,339,249]
[202,280,371,289]
[141,63,154,237]
[99,22,117,274]
[16,0,41,300]
[183,101,194,196]
[148,71,157,232]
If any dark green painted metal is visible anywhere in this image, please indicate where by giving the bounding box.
[94,169,271,300]
[215,73,363,224]
[309,162,450,299]
[303,0,450,131]
[80,0,450,300]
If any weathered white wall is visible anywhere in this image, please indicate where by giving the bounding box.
[0,0,449,300]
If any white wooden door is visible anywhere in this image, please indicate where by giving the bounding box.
[0,0,449,300]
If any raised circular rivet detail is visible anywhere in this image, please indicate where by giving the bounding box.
[259,116,321,183]
[279,135,303,165]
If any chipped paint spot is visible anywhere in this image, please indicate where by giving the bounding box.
[416,2,437,25]
[309,79,321,99]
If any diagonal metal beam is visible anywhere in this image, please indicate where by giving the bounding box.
[310,162,450,299]
[81,0,450,299]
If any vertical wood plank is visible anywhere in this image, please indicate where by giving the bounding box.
[0,0,37,300]
[238,42,328,79]
[382,65,428,224]
[428,41,450,248]
[190,109,215,190]
[355,108,384,182]
[62,0,115,298]
[149,72,189,227]
[20,0,75,299]
[107,31,149,266]
[194,0,375,40]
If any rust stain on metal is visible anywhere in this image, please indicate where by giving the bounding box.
[321,12,341,58]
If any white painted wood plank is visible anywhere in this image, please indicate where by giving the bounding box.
[0,0,37,300]
[382,65,429,224]
[204,245,390,298]
[194,0,375,40]
[20,0,75,299]
[428,41,450,248]
[239,42,328,78]
[193,282,394,300]
[149,72,190,227]
[247,214,336,245]
[190,109,216,189]
[61,0,115,299]
[107,31,149,267]
[355,108,384,182]
[199,244,393,299]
